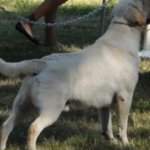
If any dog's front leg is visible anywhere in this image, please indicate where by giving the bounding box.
[116,92,133,144]
[98,107,116,142]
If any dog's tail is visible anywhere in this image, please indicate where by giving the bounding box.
[0,58,46,78]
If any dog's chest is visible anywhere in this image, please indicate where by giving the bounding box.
[71,69,117,107]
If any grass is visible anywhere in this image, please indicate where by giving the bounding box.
[0,0,150,150]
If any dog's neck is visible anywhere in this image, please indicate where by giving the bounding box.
[101,18,142,55]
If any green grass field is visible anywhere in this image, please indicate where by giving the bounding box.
[0,0,150,150]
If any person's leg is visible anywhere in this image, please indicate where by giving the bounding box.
[16,0,68,45]
[44,8,57,46]
[17,0,57,38]
[43,0,68,46]
[29,0,67,20]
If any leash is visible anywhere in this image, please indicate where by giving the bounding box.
[0,6,104,28]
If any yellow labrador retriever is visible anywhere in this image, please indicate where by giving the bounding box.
[0,0,150,149]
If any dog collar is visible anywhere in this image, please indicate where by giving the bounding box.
[112,21,139,27]
[113,3,144,27]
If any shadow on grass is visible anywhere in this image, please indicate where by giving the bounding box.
[133,72,150,112]
[138,72,150,93]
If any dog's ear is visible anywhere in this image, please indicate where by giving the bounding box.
[124,4,146,26]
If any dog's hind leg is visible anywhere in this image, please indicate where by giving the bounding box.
[26,84,68,150]
[116,92,133,144]
[0,77,32,150]
[0,111,22,150]
[98,107,116,142]
[27,106,64,150]
[0,77,33,150]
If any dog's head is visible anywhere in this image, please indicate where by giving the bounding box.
[112,0,150,27]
